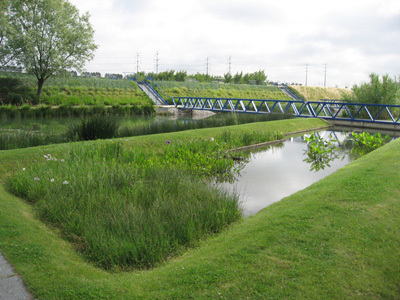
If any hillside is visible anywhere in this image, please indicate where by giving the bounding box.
[155,81,292,100]
[289,85,352,101]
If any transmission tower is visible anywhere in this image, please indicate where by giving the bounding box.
[136,53,140,73]
[305,63,308,86]
[155,51,160,74]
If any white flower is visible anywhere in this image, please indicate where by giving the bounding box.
[210,137,215,141]
[34,177,40,181]
[50,179,55,183]
[22,168,26,171]
[60,159,65,162]
[63,181,69,185]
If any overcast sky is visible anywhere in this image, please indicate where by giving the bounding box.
[69,0,400,88]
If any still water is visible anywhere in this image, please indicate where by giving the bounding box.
[220,130,357,216]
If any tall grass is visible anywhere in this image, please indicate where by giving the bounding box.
[0,112,292,150]
[7,141,242,269]
[66,114,121,141]
[0,129,67,150]
[118,112,294,138]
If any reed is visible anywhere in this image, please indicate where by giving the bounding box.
[7,141,242,269]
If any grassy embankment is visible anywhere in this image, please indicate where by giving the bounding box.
[1,118,399,299]
[155,81,292,100]
[0,72,154,117]
[289,85,352,101]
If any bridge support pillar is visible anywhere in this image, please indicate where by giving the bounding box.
[156,106,215,119]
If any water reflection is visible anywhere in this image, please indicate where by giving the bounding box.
[220,130,355,217]
[302,131,349,171]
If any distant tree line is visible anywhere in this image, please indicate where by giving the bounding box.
[142,69,267,85]
[82,72,101,78]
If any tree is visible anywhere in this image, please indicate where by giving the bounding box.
[224,73,233,83]
[0,0,15,68]
[252,70,267,85]
[5,0,97,98]
[174,70,187,82]
[342,73,400,119]
[233,72,243,84]
[351,73,399,105]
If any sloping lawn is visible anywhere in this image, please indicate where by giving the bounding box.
[1,118,399,299]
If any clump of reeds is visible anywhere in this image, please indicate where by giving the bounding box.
[7,142,242,270]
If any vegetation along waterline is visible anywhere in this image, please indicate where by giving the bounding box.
[0,111,294,150]
[0,118,399,299]
[6,125,284,270]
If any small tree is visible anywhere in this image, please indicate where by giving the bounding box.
[233,72,243,84]
[5,0,97,98]
[251,70,267,85]
[174,70,187,82]
[224,73,233,84]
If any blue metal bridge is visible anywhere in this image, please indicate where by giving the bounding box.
[171,97,400,126]
[130,75,400,127]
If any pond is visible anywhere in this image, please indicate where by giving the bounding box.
[220,129,396,217]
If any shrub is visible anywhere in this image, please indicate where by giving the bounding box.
[67,114,121,141]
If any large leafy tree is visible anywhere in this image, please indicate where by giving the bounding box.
[0,0,15,68]
[5,0,97,97]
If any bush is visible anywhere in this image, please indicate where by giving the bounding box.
[67,114,120,141]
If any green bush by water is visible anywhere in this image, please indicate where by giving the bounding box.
[67,114,121,141]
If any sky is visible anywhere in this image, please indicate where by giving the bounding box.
[68,0,400,88]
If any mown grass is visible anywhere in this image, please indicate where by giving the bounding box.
[4,119,399,298]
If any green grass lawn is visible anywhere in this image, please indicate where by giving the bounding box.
[0,118,399,299]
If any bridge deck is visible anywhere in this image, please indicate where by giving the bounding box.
[172,97,400,128]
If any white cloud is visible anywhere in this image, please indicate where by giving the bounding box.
[69,0,400,87]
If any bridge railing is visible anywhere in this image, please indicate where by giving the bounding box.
[172,97,400,125]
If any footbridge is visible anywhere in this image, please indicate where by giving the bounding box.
[130,75,168,106]
[172,97,400,130]
[130,76,400,130]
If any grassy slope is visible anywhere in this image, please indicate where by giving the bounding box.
[156,81,292,100]
[290,85,352,101]
[0,72,150,106]
[1,118,399,299]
